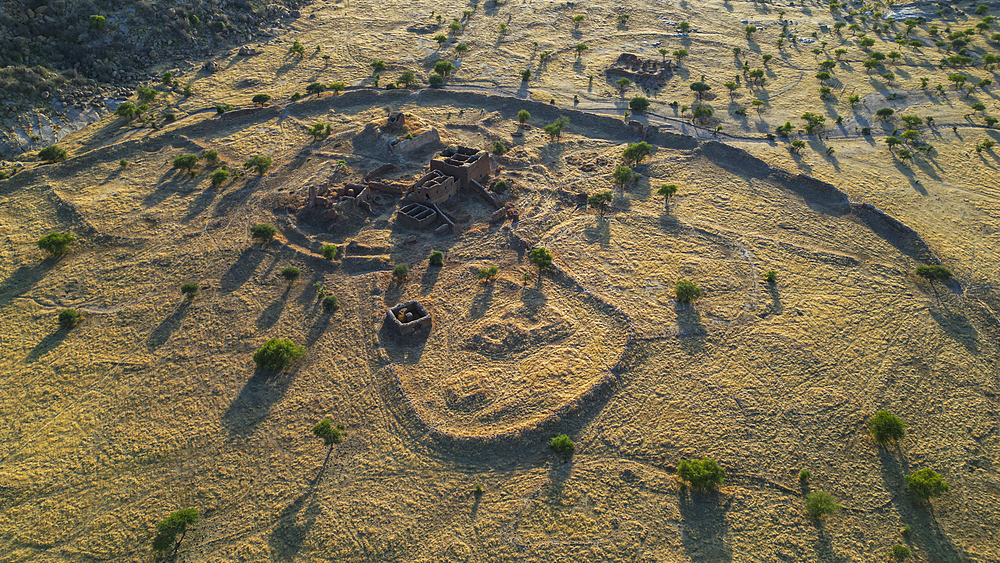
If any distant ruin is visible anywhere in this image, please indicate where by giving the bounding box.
[606,53,673,89]
[386,301,432,335]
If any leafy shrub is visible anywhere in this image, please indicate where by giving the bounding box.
[120,159,128,168]
[58,309,83,329]
[868,410,907,444]
[215,103,233,114]
[677,458,726,489]
[253,338,306,371]
[173,154,200,175]
[89,15,107,29]
[612,165,634,188]
[520,69,531,82]
[321,244,338,260]
[549,434,575,455]
[622,141,652,166]
[477,265,499,282]
[116,102,141,120]
[434,61,455,76]
[137,86,157,103]
[517,109,530,125]
[805,490,842,517]
[428,74,445,88]
[398,71,418,87]
[291,92,302,101]
[915,265,951,282]
[289,41,306,57]
[657,183,678,201]
[306,82,327,95]
[907,468,949,501]
[393,263,410,283]
[493,180,509,192]
[152,509,199,552]
[322,295,339,312]
[181,282,199,299]
[210,169,229,187]
[252,94,271,106]
[529,247,553,271]
[588,190,613,216]
[675,279,703,303]
[281,266,301,282]
[328,81,346,94]
[312,418,344,446]
[492,140,506,155]
[429,250,444,266]
[38,145,68,163]
[250,224,277,243]
[244,156,273,175]
[764,270,778,283]
[892,545,911,560]
[370,60,387,72]
[629,96,650,113]
[37,232,76,255]
[799,468,812,483]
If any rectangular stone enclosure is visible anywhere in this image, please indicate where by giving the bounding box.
[397,202,438,229]
[406,169,457,205]
[429,147,490,189]
[386,301,432,335]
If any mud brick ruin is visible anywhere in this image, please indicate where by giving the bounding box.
[386,301,432,335]
[606,53,674,89]
[407,169,457,205]
[429,147,490,190]
[397,202,438,229]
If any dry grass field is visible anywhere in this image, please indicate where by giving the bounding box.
[1,0,999,562]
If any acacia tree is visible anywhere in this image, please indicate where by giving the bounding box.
[152,509,200,556]
[657,183,678,207]
[517,109,531,127]
[587,191,613,218]
[622,141,651,167]
[529,247,554,273]
[312,417,345,464]
[612,165,634,190]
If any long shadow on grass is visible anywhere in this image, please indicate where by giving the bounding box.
[877,448,971,562]
[0,259,59,310]
[679,491,732,562]
[147,301,191,351]
[26,327,71,362]
[256,289,290,331]
[220,248,266,292]
[267,470,324,561]
[224,367,296,437]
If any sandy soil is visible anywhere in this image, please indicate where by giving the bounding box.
[1,0,998,562]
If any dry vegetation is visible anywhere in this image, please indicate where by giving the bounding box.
[1,0,999,562]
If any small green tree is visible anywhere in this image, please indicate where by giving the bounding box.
[281,266,301,283]
[675,279,702,303]
[434,60,456,77]
[181,282,199,300]
[615,77,631,94]
[289,41,306,58]
[543,116,570,141]
[428,74,446,88]
[252,93,272,106]
[210,169,229,187]
[253,338,306,371]
[393,263,410,283]
[529,247,553,272]
[476,265,499,283]
[58,309,83,329]
[321,244,338,260]
[203,150,220,166]
[805,490,842,518]
[799,469,812,483]
[588,191,613,217]
[622,141,652,167]
[429,250,445,266]
[892,545,911,560]
[907,468,949,501]
[137,86,157,103]
[764,270,778,283]
[312,418,344,448]
[657,183,677,204]
[549,434,575,455]
[517,109,531,127]
[868,410,907,445]
[37,232,77,255]
[244,156,273,175]
[690,81,711,100]
[38,145,68,163]
[328,82,346,94]
[677,458,726,490]
[370,60,387,72]
[915,265,952,283]
[629,96,650,113]
[89,14,107,29]
[673,49,689,64]
[173,154,200,176]
[250,224,277,243]
[152,509,200,554]
[612,165,634,190]
[322,295,339,312]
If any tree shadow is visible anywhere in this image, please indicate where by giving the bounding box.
[0,258,59,309]
[469,283,495,318]
[678,490,732,562]
[761,282,783,317]
[266,482,323,561]
[420,266,442,294]
[223,367,297,437]
[305,309,332,347]
[519,285,548,320]
[928,301,979,354]
[147,301,191,351]
[583,217,611,247]
[181,184,218,224]
[256,289,290,331]
[25,327,72,362]
[220,248,266,292]
[676,302,706,354]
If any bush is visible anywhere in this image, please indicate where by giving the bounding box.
[393,263,410,283]
[244,156,273,175]
[37,232,77,255]
[210,169,229,187]
[291,91,302,101]
[328,81,346,94]
[677,458,726,489]
[520,69,531,82]
[312,418,344,446]
[764,270,778,283]
[322,295,339,312]
[915,265,952,282]
[58,309,83,329]
[629,96,650,113]
[253,338,306,371]
[429,250,444,266]
[799,468,812,483]
[805,490,842,518]
[398,71,418,87]
[622,141,652,167]
[173,154,200,175]
[89,14,107,29]
[588,190,613,216]
[907,468,949,501]
[306,82,327,95]
[281,266,301,283]
[529,247,554,271]
[868,410,907,445]
[549,434,575,455]
[152,509,200,552]
[675,279,703,303]
[215,103,232,114]
[251,93,272,106]
[517,109,531,125]
[38,145,68,163]
[137,86,157,103]
[181,282,199,299]
[434,61,455,77]
[493,180,509,192]
[892,545,911,560]
[428,74,446,88]
[289,41,306,57]
[321,244,338,260]
[250,224,277,243]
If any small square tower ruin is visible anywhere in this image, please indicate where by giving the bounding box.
[429,146,490,190]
